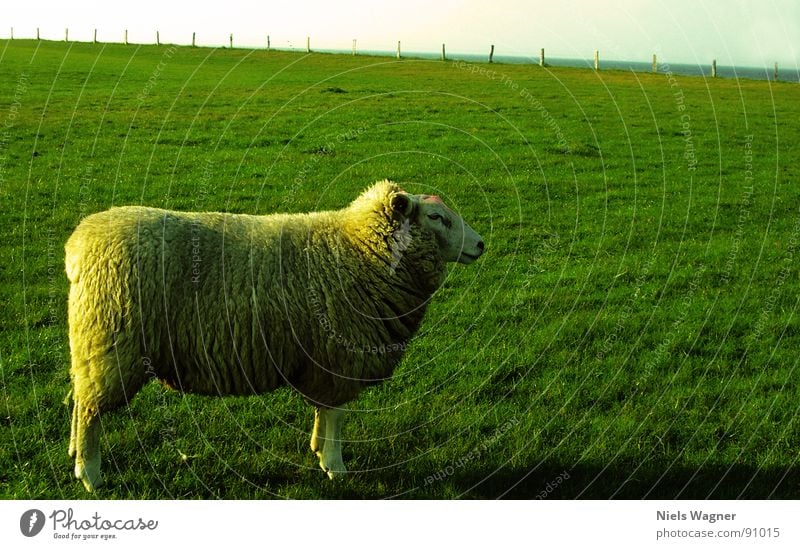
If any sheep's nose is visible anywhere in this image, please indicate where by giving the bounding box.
[477,240,485,251]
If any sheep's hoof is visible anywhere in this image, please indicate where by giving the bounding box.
[75,463,104,492]
[324,467,347,481]
[320,459,347,480]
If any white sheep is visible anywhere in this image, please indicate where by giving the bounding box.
[65,180,484,491]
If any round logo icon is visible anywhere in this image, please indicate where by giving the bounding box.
[20,509,45,537]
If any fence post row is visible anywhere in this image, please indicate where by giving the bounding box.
[4,30,789,84]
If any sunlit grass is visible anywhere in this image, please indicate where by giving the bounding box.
[1,39,799,498]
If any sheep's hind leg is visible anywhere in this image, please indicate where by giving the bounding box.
[73,403,104,492]
[318,407,347,480]
[68,400,78,458]
[310,406,326,457]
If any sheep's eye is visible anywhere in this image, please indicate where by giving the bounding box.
[428,213,443,221]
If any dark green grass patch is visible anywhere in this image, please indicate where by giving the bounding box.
[1,39,799,499]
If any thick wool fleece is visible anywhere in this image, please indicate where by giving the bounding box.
[66,181,445,419]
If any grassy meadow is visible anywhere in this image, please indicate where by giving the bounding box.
[1,39,799,499]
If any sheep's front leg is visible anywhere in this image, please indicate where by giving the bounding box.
[317,407,347,479]
[310,406,326,457]
[74,409,103,492]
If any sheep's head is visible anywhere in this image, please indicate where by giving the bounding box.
[390,189,485,265]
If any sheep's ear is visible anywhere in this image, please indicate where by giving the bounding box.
[390,192,415,219]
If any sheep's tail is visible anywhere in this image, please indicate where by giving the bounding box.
[64,227,87,402]
[64,236,82,284]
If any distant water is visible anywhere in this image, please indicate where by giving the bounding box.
[314,48,799,83]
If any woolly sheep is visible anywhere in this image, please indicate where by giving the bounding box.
[66,180,484,492]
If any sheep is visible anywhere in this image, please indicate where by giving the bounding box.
[65,180,484,492]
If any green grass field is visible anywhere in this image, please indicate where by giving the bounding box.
[1,39,799,499]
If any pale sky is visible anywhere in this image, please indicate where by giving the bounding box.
[6,0,799,67]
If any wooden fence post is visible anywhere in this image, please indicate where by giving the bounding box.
[489,44,494,63]
[352,39,357,55]
[774,62,778,81]
[36,27,40,40]
[156,30,160,46]
[65,28,69,42]
[94,29,97,44]
[594,50,599,70]
[711,59,716,78]
[540,48,545,66]
[307,36,311,52]
[124,29,128,45]
[442,43,446,61]
[229,33,233,48]
[267,35,270,50]
[396,41,401,59]
[652,54,657,72]
[192,32,196,47]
